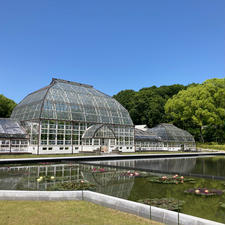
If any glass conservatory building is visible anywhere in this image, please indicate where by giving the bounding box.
[0,118,28,153]
[135,123,196,151]
[10,79,134,154]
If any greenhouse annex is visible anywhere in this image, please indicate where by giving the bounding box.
[0,78,196,154]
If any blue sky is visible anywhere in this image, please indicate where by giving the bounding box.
[0,0,224,103]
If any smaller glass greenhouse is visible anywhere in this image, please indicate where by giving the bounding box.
[135,123,196,151]
[0,118,28,153]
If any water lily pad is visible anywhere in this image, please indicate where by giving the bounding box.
[184,188,224,196]
[148,175,195,184]
[138,198,185,211]
[219,202,225,209]
[47,180,96,191]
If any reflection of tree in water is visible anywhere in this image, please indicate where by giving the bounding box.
[79,164,134,199]
[95,158,197,174]
[193,157,225,177]
[135,158,197,174]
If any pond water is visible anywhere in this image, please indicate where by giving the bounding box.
[0,156,224,223]
[85,156,225,178]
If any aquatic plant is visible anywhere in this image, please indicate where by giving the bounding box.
[138,198,185,211]
[148,175,195,184]
[36,176,56,182]
[137,171,150,178]
[184,188,224,196]
[47,180,96,191]
[219,202,225,209]
[36,175,75,183]
[92,168,106,172]
[122,171,140,177]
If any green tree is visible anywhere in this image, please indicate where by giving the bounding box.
[114,84,185,127]
[113,89,136,112]
[0,94,17,118]
[165,78,225,142]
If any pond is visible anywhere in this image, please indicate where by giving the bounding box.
[0,156,224,223]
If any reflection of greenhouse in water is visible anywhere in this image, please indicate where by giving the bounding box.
[135,158,197,174]
[0,163,134,199]
[80,164,134,199]
[0,164,80,190]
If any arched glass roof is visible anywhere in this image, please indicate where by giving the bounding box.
[82,124,116,139]
[148,123,195,143]
[11,79,133,126]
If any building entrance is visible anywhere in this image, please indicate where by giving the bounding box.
[100,139,109,153]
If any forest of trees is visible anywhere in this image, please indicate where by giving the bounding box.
[0,78,224,143]
[114,78,225,143]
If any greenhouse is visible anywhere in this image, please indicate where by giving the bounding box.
[10,78,135,154]
[0,118,28,153]
[135,123,196,151]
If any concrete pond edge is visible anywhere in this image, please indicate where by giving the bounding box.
[0,190,223,225]
[0,152,225,165]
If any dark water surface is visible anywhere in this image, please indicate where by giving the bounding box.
[0,156,224,223]
[85,156,225,179]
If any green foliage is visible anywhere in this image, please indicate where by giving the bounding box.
[0,94,17,118]
[197,142,225,151]
[147,175,195,184]
[219,202,225,209]
[113,84,185,127]
[47,180,96,191]
[184,188,224,196]
[165,78,225,142]
[114,79,225,143]
[138,198,185,211]
[113,89,136,112]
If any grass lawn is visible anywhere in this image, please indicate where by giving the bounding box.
[0,201,163,225]
[197,143,225,151]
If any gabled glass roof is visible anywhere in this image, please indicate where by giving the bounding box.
[11,78,133,126]
[0,118,28,139]
[148,123,195,142]
[135,128,161,141]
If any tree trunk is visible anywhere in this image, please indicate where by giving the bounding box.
[200,127,204,143]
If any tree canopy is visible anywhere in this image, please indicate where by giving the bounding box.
[113,84,186,128]
[0,94,17,118]
[114,78,225,143]
[165,78,225,142]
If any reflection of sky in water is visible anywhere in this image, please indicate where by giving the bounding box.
[85,156,225,178]
[0,163,135,198]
